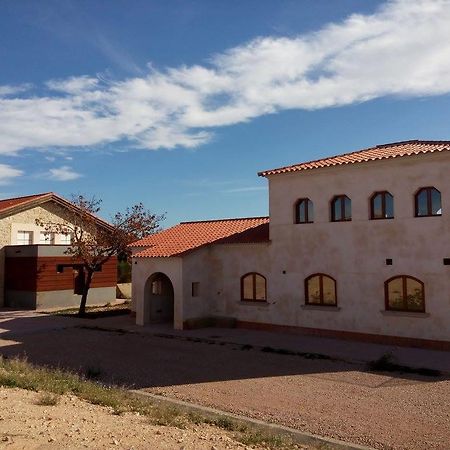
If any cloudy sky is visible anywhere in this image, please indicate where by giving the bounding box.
[1,0,449,224]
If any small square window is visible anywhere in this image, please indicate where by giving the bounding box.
[444,258,450,266]
[385,258,393,266]
[40,231,55,245]
[17,230,33,245]
[192,282,200,297]
[60,233,72,245]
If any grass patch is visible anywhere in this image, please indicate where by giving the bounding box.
[49,302,131,319]
[367,353,441,377]
[36,392,59,406]
[0,356,299,449]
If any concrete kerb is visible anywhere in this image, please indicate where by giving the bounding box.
[130,389,374,450]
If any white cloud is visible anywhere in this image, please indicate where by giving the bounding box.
[0,0,449,155]
[0,83,32,97]
[47,166,82,181]
[46,76,99,94]
[0,164,23,184]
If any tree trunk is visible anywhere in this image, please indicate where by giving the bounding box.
[78,268,94,317]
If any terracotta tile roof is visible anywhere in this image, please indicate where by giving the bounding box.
[258,140,450,177]
[132,217,269,258]
[0,192,53,214]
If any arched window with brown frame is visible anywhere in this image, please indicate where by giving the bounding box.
[305,273,337,306]
[370,191,394,219]
[294,198,314,224]
[385,275,425,312]
[415,187,442,217]
[241,272,267,302]
[331,195,351,222]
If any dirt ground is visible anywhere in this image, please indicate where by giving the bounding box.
[0,387,285,450]
[0,324,449,450]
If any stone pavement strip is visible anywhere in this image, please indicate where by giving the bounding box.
[88,314,450,374]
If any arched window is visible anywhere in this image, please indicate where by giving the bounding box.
[305,274,337,306]
[370,191,394,219]
[385,275,425,312]
[415,187,442,217]
[331,195,351,222]
[295,198,313,224]
[241,273,267,302]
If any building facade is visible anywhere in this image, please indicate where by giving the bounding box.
[0,193,116,309]
[131,141,450,349]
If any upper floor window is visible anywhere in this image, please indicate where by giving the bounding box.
[331,195,351,222]
[60,233,72,245]
[39,232,55,245]
[415,187,441,217]
[241,272,266,302]
[295,198,313,224]
[16,230,32,245]
[305,274,337,306]
[385,275,425,312]
[370,191,394,219]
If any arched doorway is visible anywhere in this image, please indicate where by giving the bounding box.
[144,272,174,324]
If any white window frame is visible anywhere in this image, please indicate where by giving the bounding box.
[16,230,33,245]
[59,233,72,245]
[39,231,55,245]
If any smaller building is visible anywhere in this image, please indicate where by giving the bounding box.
[0,193,117,310]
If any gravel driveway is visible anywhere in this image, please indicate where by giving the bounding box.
[0,324,448,450]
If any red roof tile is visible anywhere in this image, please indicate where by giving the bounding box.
[0,193,53,214]
[132,217,269,258]
[258,140,450,177]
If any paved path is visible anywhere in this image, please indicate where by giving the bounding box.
[0,311,448,450]
[91,315,450,373]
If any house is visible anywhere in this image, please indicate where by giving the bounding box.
[0,193,117,310]
[130,140,450,349]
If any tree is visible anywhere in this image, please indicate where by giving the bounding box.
[37,195,163,316]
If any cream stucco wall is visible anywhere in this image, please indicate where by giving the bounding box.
[0,202,77,306]
[264,151,450,341]
[131,256,183,329]
[182,243,271,323]
[132,151,449,344]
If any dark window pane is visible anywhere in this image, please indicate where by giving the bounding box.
[406,278,424,311]
[372,194,383,218]
[298,201,306,223]
[322,276,336,305]
[243,275,253,300]
[417,190,428,216]
[333,198,342,221]
[431,189,442,215]
[387,278,404,310]
[344,197,352,220]
[308,200,314,222]
[385,193,394,218]
[307,276,321,304]
[255,275,266,300]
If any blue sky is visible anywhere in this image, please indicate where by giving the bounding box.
[1,0,449,226]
